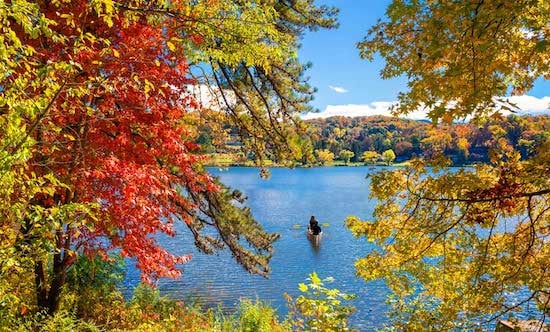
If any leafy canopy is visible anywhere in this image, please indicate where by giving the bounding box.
[359,0,550,123]
[351,0,550,329]
[0,0,337,316]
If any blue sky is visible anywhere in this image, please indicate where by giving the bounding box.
[299,0,550,119]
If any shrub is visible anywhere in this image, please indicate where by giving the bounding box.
[285,272,357,331]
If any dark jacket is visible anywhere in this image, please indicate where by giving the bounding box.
[310,222,322,235]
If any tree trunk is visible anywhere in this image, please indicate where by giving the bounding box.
[47,229,68,315]
[34,261,48,309]
[33,257,66,315]
[33,230,68,315]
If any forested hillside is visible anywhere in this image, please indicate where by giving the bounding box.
[202,114,550,166]
[304,114,550,164]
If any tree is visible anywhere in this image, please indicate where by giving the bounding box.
[361,151,380,165]
[351,0,550,329]
[359,1,549,124]
[289,135,316,166]
[381,149,396,165]
[315,149,335,165]
[394,141,413,159]
[1,0,337,315]
[338,150,355,165]
[421,127,453,157]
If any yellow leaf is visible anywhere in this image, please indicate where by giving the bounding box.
[166,41,176,52]
[310,272,321,285]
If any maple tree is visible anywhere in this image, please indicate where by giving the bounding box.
[0,0,336,316]
[360,0,549,123]
[349,0,550,329]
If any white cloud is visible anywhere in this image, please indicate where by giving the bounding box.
[185,84,235,110]
[301,95,550,120]
[328,85,348,94]
[502,95,550,113]
[301,101,426,120]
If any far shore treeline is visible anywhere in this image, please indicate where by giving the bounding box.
[201,114,550,166]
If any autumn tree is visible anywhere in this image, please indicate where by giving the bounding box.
[315,149,335,165]
[453,125,472,164]
[361,151,380,165]
[359,0,549,123]
[0,0,336,316]
[394,141,413,159]
[421,127,453,158]
[289,135,316,166]
[381,149,396,165]
[338,149,355,165]
[350,0,550,329]
[306,115,550,166]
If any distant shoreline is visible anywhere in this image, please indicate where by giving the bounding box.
[204,161,411,168]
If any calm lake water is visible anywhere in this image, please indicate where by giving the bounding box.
[122,166,545,330]
[124,166,387,330]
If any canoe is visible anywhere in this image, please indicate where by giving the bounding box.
[307,228,322,243]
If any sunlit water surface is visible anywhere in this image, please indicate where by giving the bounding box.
[124,166,385,330]
[122,166,541,330]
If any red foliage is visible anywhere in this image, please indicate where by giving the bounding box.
[466,166,522,214]
[20,2,217,282]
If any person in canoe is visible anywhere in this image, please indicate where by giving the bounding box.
[308,215,322,235]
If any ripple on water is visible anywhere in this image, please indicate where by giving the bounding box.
[123,167,391,330]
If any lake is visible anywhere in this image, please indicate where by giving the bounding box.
[123,166,392,330]
[122,165,545,330]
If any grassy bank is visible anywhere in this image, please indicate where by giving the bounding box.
[2,257,356,332]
